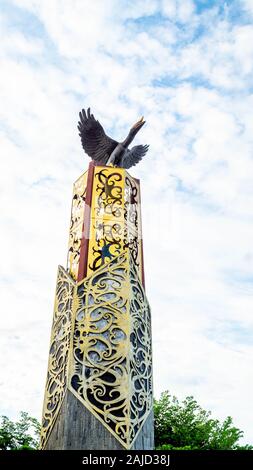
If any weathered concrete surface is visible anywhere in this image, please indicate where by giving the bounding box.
[44,390,154,450]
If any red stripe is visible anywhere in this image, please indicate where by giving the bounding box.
[77,162,95,282]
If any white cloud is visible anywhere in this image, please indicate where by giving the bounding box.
[0,0,253,446]
[241,0,253,14]
[161,0,195,22]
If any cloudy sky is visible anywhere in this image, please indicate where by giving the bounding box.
[1,0,253,444]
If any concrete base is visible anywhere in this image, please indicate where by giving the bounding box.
[44,390,154,450]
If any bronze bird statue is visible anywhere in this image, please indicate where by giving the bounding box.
[78,108,149,169]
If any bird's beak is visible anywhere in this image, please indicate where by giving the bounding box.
[132,116,145,130]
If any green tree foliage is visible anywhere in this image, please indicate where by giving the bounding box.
[0,412,41,450]
[154,391,253,450]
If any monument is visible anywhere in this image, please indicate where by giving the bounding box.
[40,109,153,450]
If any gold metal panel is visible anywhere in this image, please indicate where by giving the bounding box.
[124,172,141,237]
[124,224,142,277]
[87,167,143,282]
[67,171,88,280]
[92,166,125,221]
[87,218,125,273]
[69,250,152,449]
[41,266,75,449]
[124,173,143,278]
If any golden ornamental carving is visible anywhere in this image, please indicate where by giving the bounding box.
[41,266,74,448]
[69,250,152,449]
[87,167,143,280]
[67,171,88,280]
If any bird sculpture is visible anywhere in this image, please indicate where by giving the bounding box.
[78,108,149,169]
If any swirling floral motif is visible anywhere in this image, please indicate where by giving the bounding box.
[123,175,142,270]
[95,169,123,218]
[124,175,139,229]
[69,250,152,448]
[67,171,88,280]
[128,261,152,442]
[88,221,124,272]
[87,168,143,281]
[41,266,74,449]
[123,230,139,268]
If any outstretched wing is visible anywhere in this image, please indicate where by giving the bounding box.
[122,144,149,169]
[78,108,118,164]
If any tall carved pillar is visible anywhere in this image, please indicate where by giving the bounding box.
[41,163,153,450]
